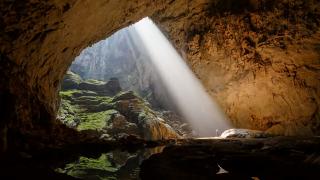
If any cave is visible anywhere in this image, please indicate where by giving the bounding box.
[1,0,320,179]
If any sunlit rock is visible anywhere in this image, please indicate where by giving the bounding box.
[111,91,180,140]
[220,128,274,138]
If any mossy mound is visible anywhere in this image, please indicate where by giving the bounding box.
[58,89,115,131]
[58,71,180,140]
[59,89,179,140]
[77,110,117,131]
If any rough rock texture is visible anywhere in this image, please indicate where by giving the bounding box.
[152,0,320,136]
[110,91,180,140]
[59,75,180,141]
[0,0,320,154]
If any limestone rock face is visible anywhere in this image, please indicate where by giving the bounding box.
[111,91,180,140]
[0,0,320,154]
[152,0,320,136]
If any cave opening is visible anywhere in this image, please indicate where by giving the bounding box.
[56,17,233,179]
[58,17,230,139]
[1,1,320,179]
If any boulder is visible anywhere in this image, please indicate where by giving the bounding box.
[112,91,180,140]
[104,78,122,96]
[61,71,82,90]
[105,113,141,137]
[220,128,274,138]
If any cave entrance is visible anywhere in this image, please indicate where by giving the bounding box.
[58,17,230,142]
[56,17,231,179]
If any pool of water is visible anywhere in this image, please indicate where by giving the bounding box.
[55,146,165,180]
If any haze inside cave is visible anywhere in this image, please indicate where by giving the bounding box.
[2,1,320,180]
[133,17,231,136]
[59,17,231,138]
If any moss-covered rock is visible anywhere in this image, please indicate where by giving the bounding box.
[77,110,117,131]
[78,78,122,96]
[58,89,116,131]
[57,99,79,128]
[59,72,179,140]
[59,89,180,140]
[61,71,82,90]
[110,91,179,140]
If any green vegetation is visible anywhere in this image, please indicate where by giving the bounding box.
[59,88,116,131]
[59,89,82,99]
[59,90,99,99]
[58,88,156,132]
[56,153,118,180]
[77,110,117,131]
[58,99,78,126]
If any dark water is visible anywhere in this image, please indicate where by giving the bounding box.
[55,146,165,180]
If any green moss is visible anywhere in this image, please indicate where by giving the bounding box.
[96,96,113,103]
[77,109,117,131]
[75,95,112,103]
[58,99,79,126]
[56,154,117,180]
[59,89,82,99]
[58,88,117,130]
[76,96,101,105]
[60,89,100,100]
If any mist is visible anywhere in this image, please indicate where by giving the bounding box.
[134,17,231,136]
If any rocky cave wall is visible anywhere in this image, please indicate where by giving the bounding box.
[151,0,320,136]
[0,0,319,153]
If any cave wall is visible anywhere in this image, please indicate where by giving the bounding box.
[0,0,170,154]
[0,0,319,153]
[152,0,320,136]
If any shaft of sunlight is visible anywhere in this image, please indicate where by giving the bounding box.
[134,17,231,136]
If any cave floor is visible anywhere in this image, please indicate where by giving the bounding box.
[1,137,319,180]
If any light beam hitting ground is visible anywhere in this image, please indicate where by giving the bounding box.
[134,17,231,136]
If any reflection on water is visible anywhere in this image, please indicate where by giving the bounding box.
[56,146,165,180]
